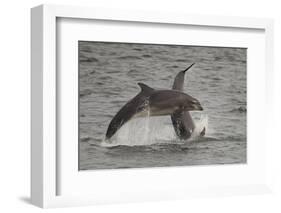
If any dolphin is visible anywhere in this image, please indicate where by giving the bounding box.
[105,83,203,140]
[171,63,205,139]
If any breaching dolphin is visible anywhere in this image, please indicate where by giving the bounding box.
[171,63,205,139]
[105,83,203,140]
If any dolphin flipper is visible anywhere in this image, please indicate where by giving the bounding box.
[171,111,192,139]
[171,64,196,139]
[105,83,154,140]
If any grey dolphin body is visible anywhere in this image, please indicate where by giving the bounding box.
[105,83,203,140]
[171,63,205,139]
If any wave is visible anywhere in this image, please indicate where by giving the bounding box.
[230,106,247,113]
[175,59,188,62]
[79,56,99,63]
[142,54,152,58]
[80,46,92,53]
[88,133,245,155]
[80,89,93,98]
[133,48,143,51]
[117,56,142,60]
[80,137,92,143]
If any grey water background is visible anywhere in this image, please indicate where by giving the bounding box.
[79,41,247,170]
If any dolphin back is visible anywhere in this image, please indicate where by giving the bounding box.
[172,71,185,91]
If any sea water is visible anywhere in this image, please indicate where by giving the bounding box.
[79,42,247,170]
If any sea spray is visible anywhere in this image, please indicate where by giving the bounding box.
[191,114,209,139]
[101,111,209,147]
[102,119,177,147]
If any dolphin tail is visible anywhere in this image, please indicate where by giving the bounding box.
[183,63,195,73]
[105,83,154,140]
[105,95,143,140]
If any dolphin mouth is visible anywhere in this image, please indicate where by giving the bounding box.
[193,103,203,111]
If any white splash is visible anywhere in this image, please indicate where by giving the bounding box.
[101,112,209,147]
[191,114,209,139]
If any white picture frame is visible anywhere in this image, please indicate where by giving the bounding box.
[31,4,274,208]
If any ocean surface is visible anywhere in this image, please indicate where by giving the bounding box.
[78,41,247,170]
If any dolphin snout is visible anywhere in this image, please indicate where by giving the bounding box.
[193,102,203,111]
[197,104,203,110]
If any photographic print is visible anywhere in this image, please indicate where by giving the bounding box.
[78,41,246,170]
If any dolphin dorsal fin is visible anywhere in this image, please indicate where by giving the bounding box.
[172,63,195,90]
[137,83,154,93]
[183,63,195,73]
